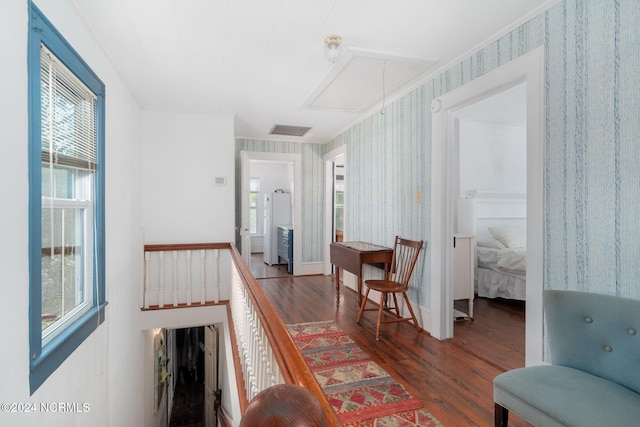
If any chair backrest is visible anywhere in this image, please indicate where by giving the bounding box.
[388,236,424,290]
[544,290,640,394]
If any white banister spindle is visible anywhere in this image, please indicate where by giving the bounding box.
[186,250,192,306]
[258,324,267,391]
[172,251,178,307]
[142,245,234,310]
[213,249,220,303]
[144,252,150,309]
[158,252,165,308]
[228,260,285,403]
[200,250,206,304]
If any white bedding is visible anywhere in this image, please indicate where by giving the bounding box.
[477,246,526,274]
[460,192,527,301]
[475,266,526,300]
[475,233,526,300]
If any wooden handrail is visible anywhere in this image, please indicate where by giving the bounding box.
[227,244,341,426]
[144,242,230,252]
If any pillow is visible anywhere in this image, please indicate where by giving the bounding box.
[489,226,526,248]
[477,237,507,249]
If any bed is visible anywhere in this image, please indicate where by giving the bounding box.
[458,191,526,301]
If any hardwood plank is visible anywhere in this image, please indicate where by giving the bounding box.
[453,298,525,372]
[260,274,532,427]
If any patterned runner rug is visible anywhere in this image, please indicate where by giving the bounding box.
[286,320,442,427]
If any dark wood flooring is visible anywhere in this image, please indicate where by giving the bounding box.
[249,253,291,279]
[260,274,531,427]
[170,377,204,427]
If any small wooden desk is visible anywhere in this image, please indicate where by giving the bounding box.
[330,241,393,307]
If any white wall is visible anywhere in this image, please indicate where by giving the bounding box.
[1,0,146,426]
[459,120,526,195]
[252,161,293,195]
[142,111,236,244]
[249,161,293,252]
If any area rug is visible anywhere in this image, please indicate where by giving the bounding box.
[286,320,442,427]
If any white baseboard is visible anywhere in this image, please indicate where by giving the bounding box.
[298,261,324,276]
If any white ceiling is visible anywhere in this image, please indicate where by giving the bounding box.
[71,0,553,143]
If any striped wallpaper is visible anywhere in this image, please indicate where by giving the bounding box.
[545,0,640,297]
[237,0,640,305]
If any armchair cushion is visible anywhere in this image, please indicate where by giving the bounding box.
[494,365,640,426]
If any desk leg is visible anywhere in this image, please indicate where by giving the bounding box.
[334,266,340,307]
[357,276,362,308]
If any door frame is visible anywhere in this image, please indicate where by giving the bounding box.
[240,150,302,275]
[324,146,346,275]
[430,46,545,366]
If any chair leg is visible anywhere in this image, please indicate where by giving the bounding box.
[402,292,420,330]
[376,292,386,340]
[357,288,371,323]
[391,293,401,316]
[494,403,509,427]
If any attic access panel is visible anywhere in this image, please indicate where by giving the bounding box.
[304,50,437,112]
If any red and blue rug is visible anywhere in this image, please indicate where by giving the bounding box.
[286,320,442,427]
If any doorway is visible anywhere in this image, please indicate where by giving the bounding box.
[240,151,302,276]
[172,327,204,426]
[430,46,545,366]
[169,326,218,427]
[248,160,294,279]
[324,147,346,275]
[452,84,527,370]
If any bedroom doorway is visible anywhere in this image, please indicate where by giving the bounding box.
[451,84,527,370]
[430,46,545,367]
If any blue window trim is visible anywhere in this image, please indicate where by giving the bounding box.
[28,3,107,394]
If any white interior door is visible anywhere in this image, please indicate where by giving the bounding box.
[204,325,218,427]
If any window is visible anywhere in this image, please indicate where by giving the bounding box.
[249,178,261,234]
[28,4,106,394]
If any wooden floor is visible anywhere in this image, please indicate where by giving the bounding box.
[259,274,531,427]
[249,253,291,279]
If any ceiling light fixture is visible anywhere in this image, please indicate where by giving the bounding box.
[324,35,343,63]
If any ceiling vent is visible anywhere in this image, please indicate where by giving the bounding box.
[269,124,312,137]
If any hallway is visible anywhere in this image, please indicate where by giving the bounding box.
[260,273,530,427]
[170,328,205,427]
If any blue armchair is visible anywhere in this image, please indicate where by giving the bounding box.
[493,290,640,426]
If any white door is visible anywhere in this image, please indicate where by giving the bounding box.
[204,325,218,426]
[240,151,251,265]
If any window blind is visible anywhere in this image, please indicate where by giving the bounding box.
[40,44,97,171]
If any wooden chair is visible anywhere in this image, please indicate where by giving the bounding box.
[357,236,424,340]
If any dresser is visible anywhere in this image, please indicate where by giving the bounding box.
[277,225,293,273]
[453,234,475,319]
